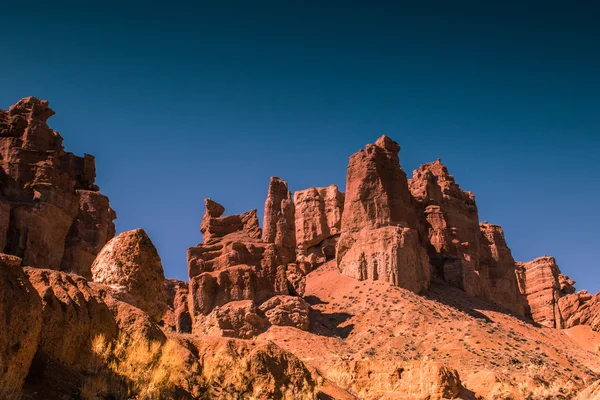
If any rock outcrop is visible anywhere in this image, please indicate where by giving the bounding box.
[91,229,167,322]
[25,268,118,370]
[187,199,306,332]
[203,300,269,339]
[517,256,600,330]
[294,184,344,265]
[0,97,115,277]
[259,295,310,330]
[478,223,525,315]
[0,254,42,391]
[161,279,192,333]
[263,177,296,264]
[409,160,525,315]
[337,135,430,293]
[409,160,481,292]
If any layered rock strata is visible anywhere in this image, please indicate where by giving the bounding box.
[0,97,115,277]
[337,135,430,293]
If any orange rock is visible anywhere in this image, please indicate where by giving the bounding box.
[0,97,115,275]
[337,135,429,293]
[263,177,296,264]
[0,254,42,391]
[91,229,167,322]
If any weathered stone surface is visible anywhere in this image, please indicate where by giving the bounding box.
[338,226,430,293]
[409,160,481,293]
[61,191,117,278]
[0,254,42,391]
[202,300,269,339]
[259,295,310,330]
[263,177,296,264]
[91,229,167,322]
[294,184,344,265]
[188,200,306,333]
[516,256,562,327]
[200,198,261,244]
[337,135,429,293]
[161,279,192,333]
[559,291,600,331]
[478,223,525,315]
[25,268,118,370]
[0,97,115,275]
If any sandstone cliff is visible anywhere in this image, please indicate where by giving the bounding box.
[0,97,115,278]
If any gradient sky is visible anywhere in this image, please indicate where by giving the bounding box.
[1,1,599,291]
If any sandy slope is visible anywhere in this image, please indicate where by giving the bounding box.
[258,261,600,399]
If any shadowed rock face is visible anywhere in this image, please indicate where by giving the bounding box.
[0,97,116,277]
[337,135,430,293]
[0,254,42,391]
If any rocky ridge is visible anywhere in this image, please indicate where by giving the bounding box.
[1,97,600,399]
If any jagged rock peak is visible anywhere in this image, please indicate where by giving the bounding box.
[263,176,296,263]
[374,134,400,153]
[204,198,225,218]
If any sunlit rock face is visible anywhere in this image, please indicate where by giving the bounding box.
[0,97,116,277]
[337,135,430,293]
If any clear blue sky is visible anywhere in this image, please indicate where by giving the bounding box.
[1,1,598,291]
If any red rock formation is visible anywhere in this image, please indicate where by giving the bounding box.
[25,268,118,370]
[517,256,600,330]
[337,135,430,293]
[516,256,562,327]
[0,254,42,391]
[409,160,525,315]
[259,295,310,331]
[409,160,480,292]
[477,223,525,315]
[263,177,296,264]
[187,199,306,332]
[0,97,115,276]
[162,279,192,333]
[294,184,344,264]
[203,300,269,339]
[91,229,168,322]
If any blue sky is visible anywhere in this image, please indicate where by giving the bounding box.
[1,1,599,291]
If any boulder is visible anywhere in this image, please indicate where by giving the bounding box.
[259,295,310,330]
[91,229,167,322]
[203,300,269,339]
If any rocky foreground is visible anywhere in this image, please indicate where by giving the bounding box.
[1,97,600,399]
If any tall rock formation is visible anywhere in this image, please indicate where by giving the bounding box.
[263,177,296,264]
[187,199,305,332]
[294,184,344,264]
[409,160,481,292]
[516,256,600,330]
[478,223,525,315]
[337,135,430,293]
[409,160,525,315]
[0,97,116,277]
